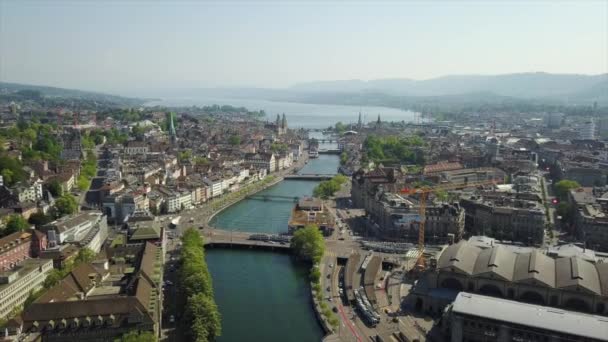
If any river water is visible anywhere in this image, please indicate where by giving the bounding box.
[207,154,340,342]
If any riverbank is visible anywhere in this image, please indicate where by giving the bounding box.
[196,150,310,227]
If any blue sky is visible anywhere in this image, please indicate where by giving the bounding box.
[0,1,606,92]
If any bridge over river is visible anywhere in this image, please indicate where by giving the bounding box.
[284,173,336,181]
[202,228,292,250]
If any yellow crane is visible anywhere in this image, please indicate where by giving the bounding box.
[400,179,501,271]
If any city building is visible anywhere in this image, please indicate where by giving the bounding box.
[245,153,276,173]
[580,119,596,140]
[288,197,335,236]
[460,190,546,245]
[569,187,608,252]
[443,292,608,342]
[11,179,43,203]
[18,242,162,340]
[124,141,149,155]
[411,240,608,317]
[0,259,54,320]
[546,112,564,129]
[0,231,42,272]
[40,211,108,250]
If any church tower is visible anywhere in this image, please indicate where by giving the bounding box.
[281,113,287,131]
[168,112,177,144]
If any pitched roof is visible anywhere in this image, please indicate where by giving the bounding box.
[512,250,555,287]
[472,245,516,281]
[437,241,482,275]
[555,257,601,295]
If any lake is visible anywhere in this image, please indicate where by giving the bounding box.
[146,96,417,129]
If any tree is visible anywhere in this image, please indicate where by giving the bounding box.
[313,175,348,199]
[4,215,29,236]
[194,157,210,165]
[290,224,325,264]
[434,189,448,202]
[75,247,96,264]
[114,330,156,342]
[335,122,347,133]
[47,180,63,197]
[340,152,348,165]
[28,212,53,227]
[43,269,65,289]
[1,168,14,185]
[178,228,221,341]
[55,194,78,216]
[363,135,425,165]
[228,135,241,146]
[178,150,192,162]
[77,175,91,191]
[185,293,222,342]
[555,180,581,200]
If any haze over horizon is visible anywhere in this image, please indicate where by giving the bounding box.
[0,1,606,95]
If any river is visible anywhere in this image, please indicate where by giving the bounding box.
[146,96,416,129]
[207,153,340,342]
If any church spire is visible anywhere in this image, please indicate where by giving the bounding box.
[281,113,287,129]
[358,112,362,129]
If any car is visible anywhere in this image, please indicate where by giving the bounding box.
[326,286,331,292]
[327,274,331,279]
[329,263,333,268]
[199,226,205,229]
[333,307,338,313]
[339,237,345,240]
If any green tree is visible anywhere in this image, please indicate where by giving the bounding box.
[77,175,91,191]
[178,228,221,341]
[114,330,156,342]
[434,189,448,202]
[28,212,53,227]
[178,150,192,162]
[185,293,222,342]
[47,180,63,197]
[0,155,26,185]
[335,121,347,133]
[340,152,348,165]
[363,135,425,165]
[194,157,210,165]
[313,175,348,199]
[228,135,241,146]
[555,180,581,200]
[4,215,29,236]
[290,224,325,264]
[1,168,14,185]
[55,194,78,216]
[75,247,96,263]
[43,269,65,289]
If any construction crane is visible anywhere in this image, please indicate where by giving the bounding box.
[400,179,501,271]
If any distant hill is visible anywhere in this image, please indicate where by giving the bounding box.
[0,82,147,107]
[291,72,608,103]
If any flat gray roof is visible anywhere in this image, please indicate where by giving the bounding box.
[452,292,608,340]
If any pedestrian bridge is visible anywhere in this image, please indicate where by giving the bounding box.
[284,174,336,181]
[245,194,301,202]
[318,149,341,155]
[202,228,291,251]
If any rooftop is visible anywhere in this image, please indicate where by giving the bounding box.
[452,292,608,340]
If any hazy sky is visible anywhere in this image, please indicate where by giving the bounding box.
[0,1,606,93]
